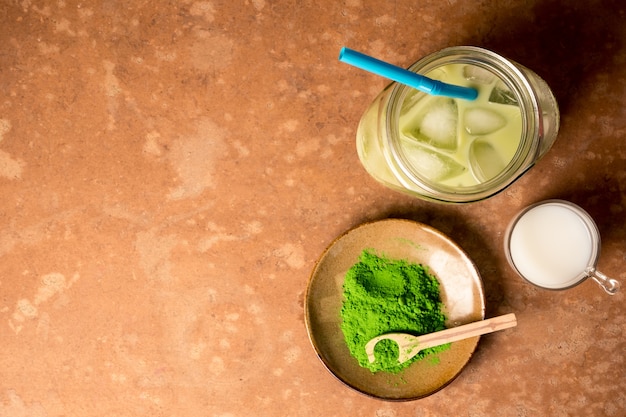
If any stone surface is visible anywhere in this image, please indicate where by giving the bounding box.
[0,0,624,416]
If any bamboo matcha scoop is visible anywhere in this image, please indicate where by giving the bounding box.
[365,313,517,364]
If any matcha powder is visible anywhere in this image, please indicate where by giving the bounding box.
[340,249,448,373]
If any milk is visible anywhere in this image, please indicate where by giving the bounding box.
[508,203,594,289]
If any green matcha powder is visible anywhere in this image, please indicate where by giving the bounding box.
[340,249,449,373]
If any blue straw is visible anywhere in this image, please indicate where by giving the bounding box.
[339,47,478,101]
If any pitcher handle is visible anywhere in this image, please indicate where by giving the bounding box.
[587,267,620,295]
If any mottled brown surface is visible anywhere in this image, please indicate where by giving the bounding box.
[0,1,624,416]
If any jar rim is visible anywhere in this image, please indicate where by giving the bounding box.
[386,46,542,202]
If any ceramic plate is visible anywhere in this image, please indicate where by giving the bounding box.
[305,218,485,400]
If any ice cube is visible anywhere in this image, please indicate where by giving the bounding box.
[464,108,507,135]
[462,65,496,84]
[403,142,466,182]
[469,138,505,182]
[407,98,458,150]
[489,81,518,105]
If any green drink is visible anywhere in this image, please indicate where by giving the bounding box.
[356,47,559,203]
[399,64,522,185]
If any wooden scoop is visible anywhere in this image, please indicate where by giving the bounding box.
[365,313,517,364]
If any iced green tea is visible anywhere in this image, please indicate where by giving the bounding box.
[356,46,559,203]
[398,63,522,186]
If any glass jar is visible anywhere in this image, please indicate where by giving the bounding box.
[356,46,560,203]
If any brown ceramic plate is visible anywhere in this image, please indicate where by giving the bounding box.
[305,218,485,400]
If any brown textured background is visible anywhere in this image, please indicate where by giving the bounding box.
[0,0,624,416]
